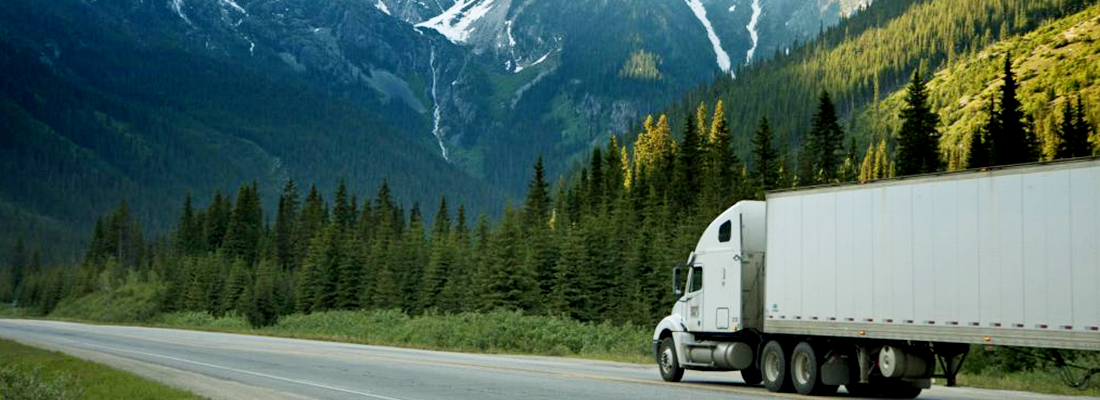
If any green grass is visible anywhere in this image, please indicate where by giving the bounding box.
[955,372,1100,397]
[150,309,654,364]
[0,338,206,400]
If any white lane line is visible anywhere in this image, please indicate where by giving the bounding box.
[77,342,412,400]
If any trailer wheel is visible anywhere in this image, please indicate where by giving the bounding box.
[791,342,838,395]
[761,341,793,392]
[657,337,684,382]
[740,367,762,386]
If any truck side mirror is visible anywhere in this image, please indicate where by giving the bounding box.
[673,265,683,298]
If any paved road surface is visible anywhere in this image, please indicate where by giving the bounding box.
[0,319,1090,400]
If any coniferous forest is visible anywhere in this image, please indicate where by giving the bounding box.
[3,56,1095,330]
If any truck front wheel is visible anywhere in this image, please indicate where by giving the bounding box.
[658,337,684,382]
[761,340,793,392]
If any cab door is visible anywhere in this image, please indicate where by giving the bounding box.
[683,264,704,331]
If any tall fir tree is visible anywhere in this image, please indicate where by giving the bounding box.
[438,206,472,313]
[674,113,702,214]
[1057,95,1093,159]
[418,197,454,311]
[204,191,231,251]
[176,194,204,256]
[805,91,846,184]
[989,54,1038,165]
[223,183,263,266]
[481,206,537,311]
[333,180,353,233]
[245,259,280,328]
[297,185,327,267]
[220,257,252,315]
[703,99,739,210]
[336,231,365,309]
[751,117,780,195]
[896,69,942,176]
[274,179,300,270]
[523,157,552,231]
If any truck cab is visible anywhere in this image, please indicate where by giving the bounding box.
[652,201,767,382]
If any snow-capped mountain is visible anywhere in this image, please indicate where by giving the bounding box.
[0,0,866,249]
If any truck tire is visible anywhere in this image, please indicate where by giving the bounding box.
[739,367,762,386]
[790,342,838,395]
[761,340,793,392]
[658,337,684,382]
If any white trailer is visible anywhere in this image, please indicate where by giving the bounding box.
[652,158,1100,397]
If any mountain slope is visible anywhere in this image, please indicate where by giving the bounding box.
[687,0,1094,167]
[864,3,1100,168]
[0,0,504,262]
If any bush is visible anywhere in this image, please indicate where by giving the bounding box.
[0,365,80,400]
[49,274,165,323]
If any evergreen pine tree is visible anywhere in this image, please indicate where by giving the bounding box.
[313,225,341,312]
[333,180,352,233]
[399,204,427,312]
[245,258,280,328]
[419,197,454,311]
[275,180,300,270]
[989,54,1038,165]
[438,206,472,313]
[468,214,493,312]
[588,148,605,210]
[205,191,231,251]
[220,257,251,315]
[549,225,592,320]
[523,157,552,231]
[1057,95,1092,159]
[176,194,204,256]
[297,185,327,267]
[751,117,780,195]
[223,183,263,266]
[896,69,942,176]
[296,234,327,314]
[482,207,537,311]
[703,100,739,210]
[336,231,365,309]
[806,91,846,184]
[674,113,702,213]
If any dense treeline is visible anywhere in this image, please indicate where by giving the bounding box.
[7,54,1093,329]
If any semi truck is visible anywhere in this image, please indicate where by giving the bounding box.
[652,158,1100,398]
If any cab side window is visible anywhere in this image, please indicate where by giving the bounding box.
[718,220,732,243]
[689,266,703,293]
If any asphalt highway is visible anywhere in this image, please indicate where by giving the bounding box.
[0,319,1089,400]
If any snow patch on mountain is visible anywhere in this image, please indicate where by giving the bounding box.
[169,0,192,25]
[220,0,247,15]
[513,51,550,73]
[375,0,391,15]
[415,0,496,44]
[745,0,761,64]
[684,0,730,73]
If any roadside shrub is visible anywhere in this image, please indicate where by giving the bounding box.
[0,365,80,400]
[49,273,164,322]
